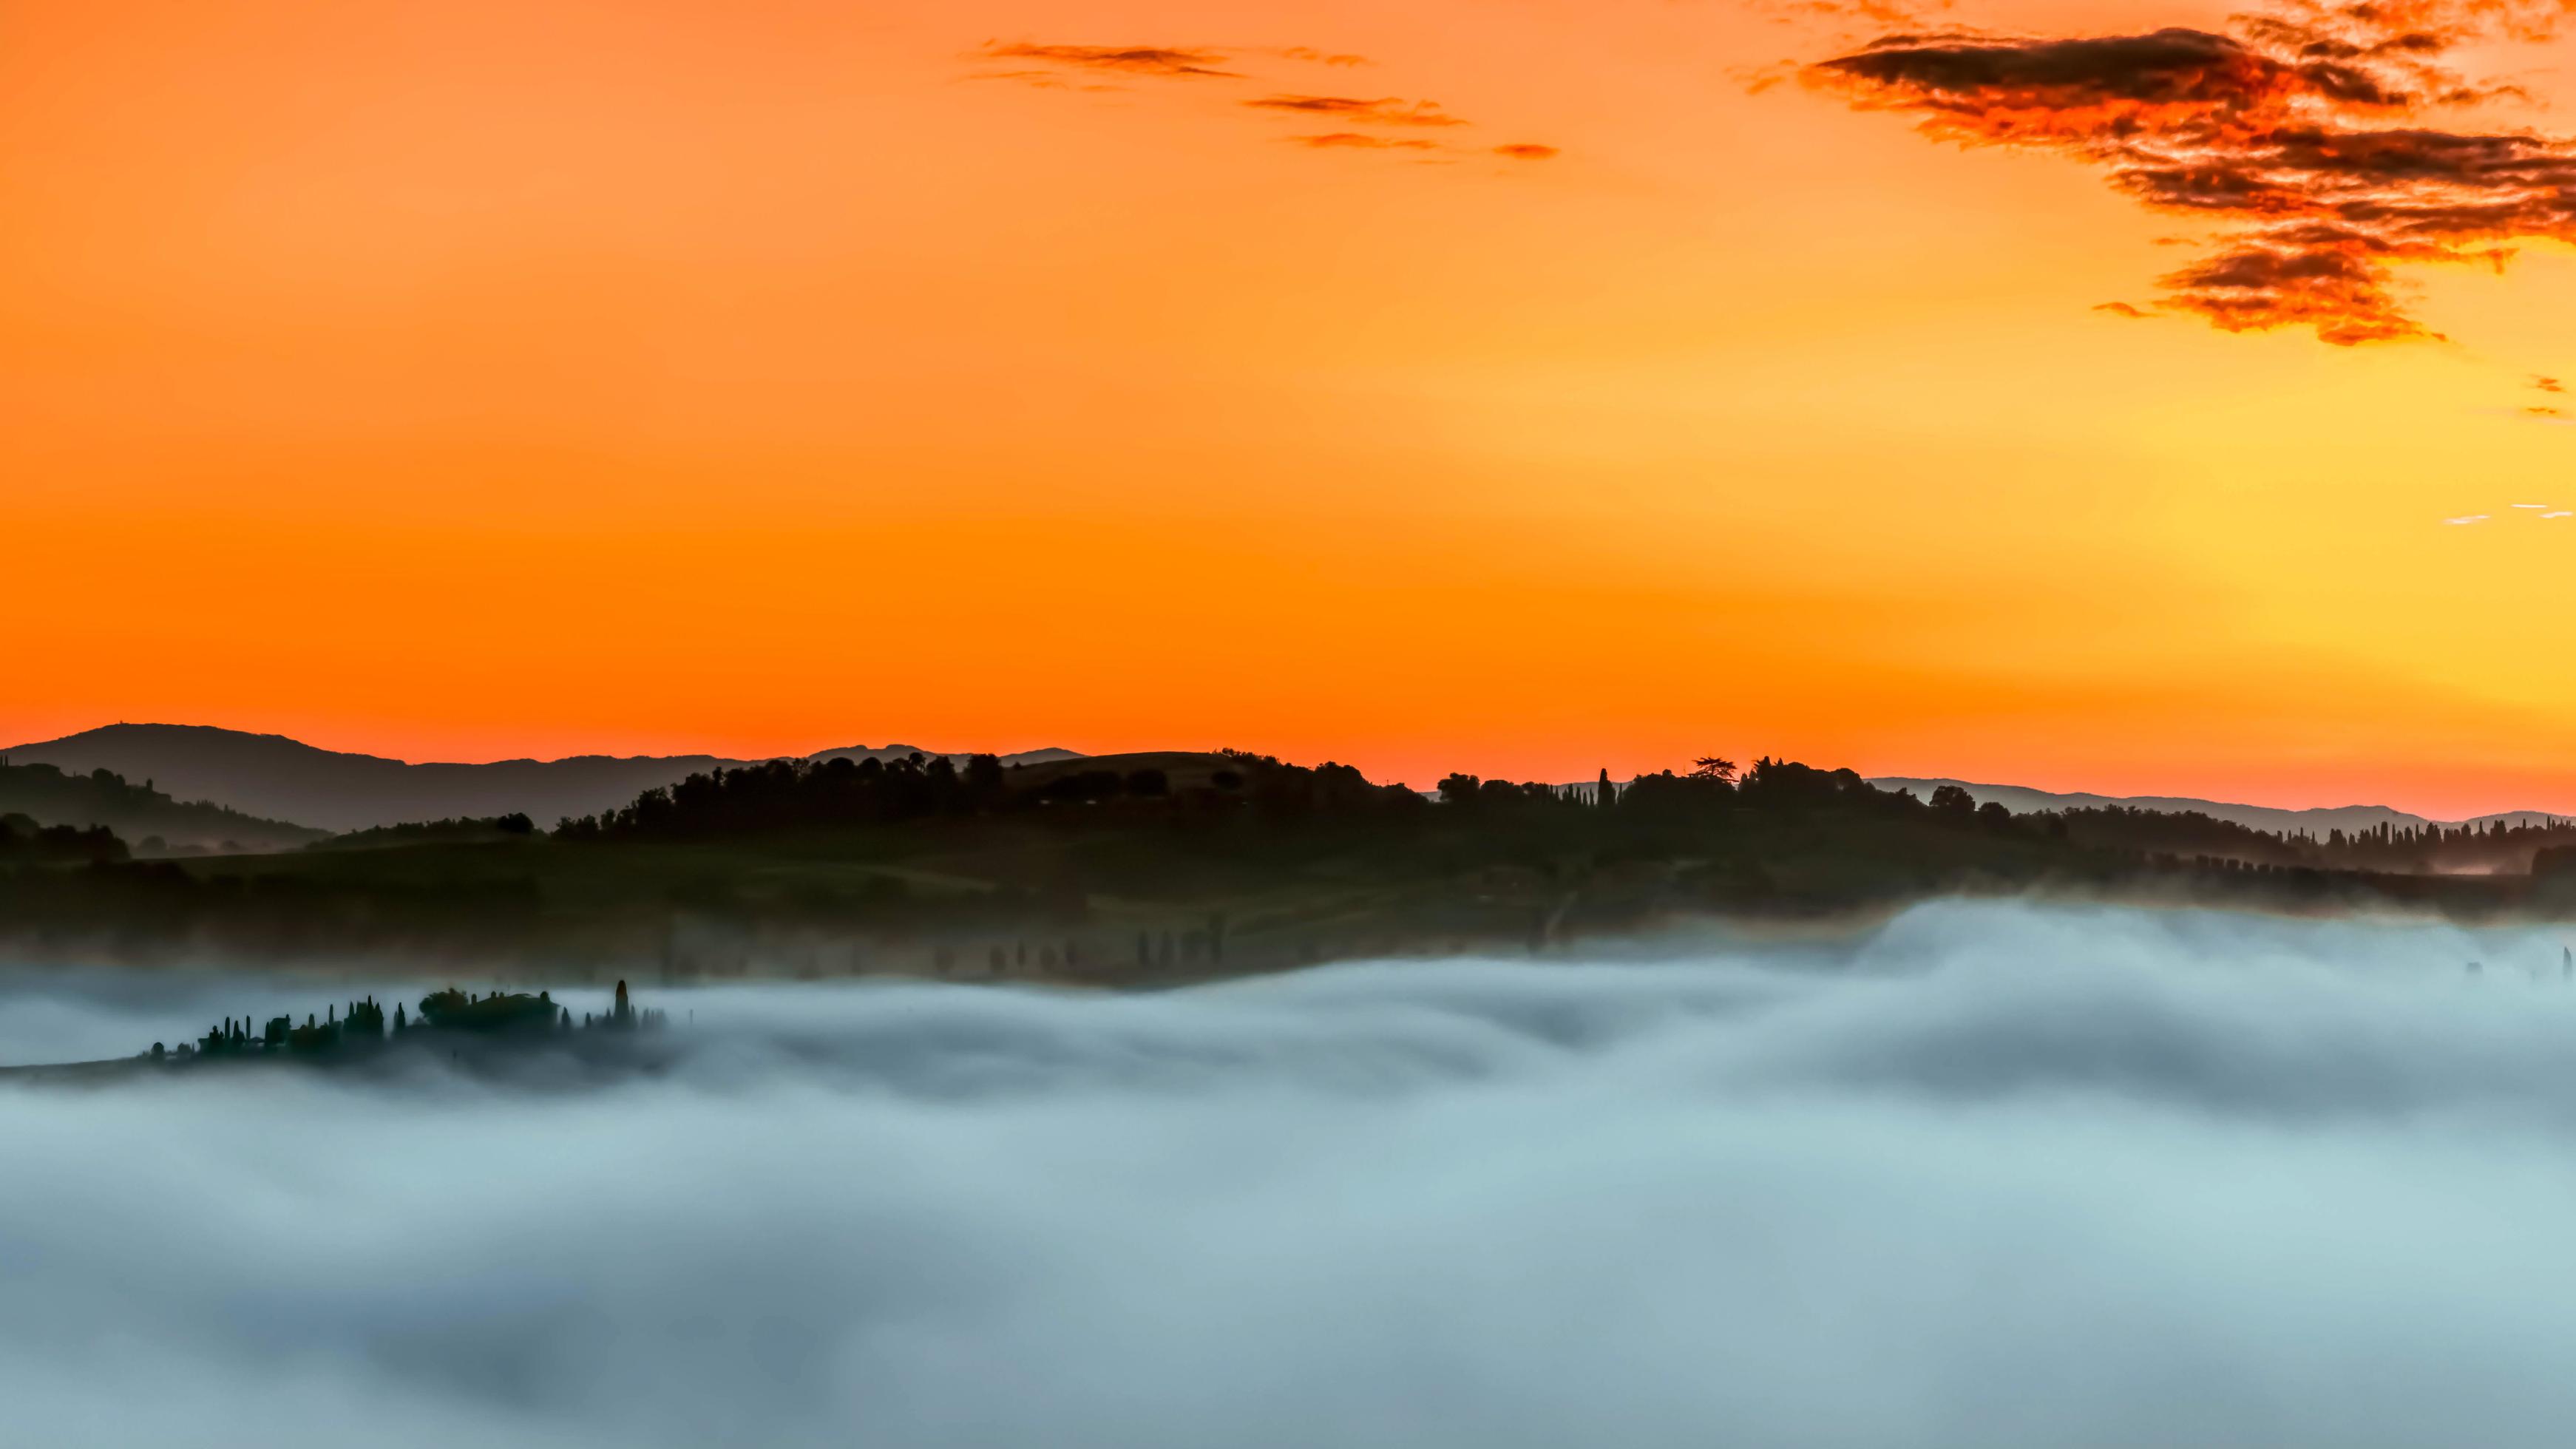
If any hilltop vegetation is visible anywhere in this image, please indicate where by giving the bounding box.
[306,814,538,851]
[547,749,1411,839]
[1,813,126,865]
[2046,802,2576,875]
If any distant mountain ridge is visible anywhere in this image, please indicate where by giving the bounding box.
[2,725,1083,835]
[1868,778,2570,837]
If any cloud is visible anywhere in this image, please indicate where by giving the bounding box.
[2513,501,2552,508]
[1281,47,1372,67]
[2158,239,2439,345]
[2547,510,2573,518]
[2536,375,2565,393]
[1288,132,1442,151]
[1756,0,1960,32]
[1800,3,2576,345]
[2444,512,2492,523]
[968,69,1124,92]
[2095,300,2154,318]
[1812,28,2408,143]
[24,903,2576,1445]
[1244,95,1471,126]
[1735,58,1809,96]
[977,42,1240,78]
[966,43,1553,178]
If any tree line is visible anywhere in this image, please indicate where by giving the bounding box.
[0,812,127,864]
[548,750,1428,841]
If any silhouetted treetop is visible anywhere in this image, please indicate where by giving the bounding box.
[554,750,1425,840]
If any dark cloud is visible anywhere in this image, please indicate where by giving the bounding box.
[978,42,1240,78]
[2535,374,2566,392]
[1494,143,1562,160]
[2095,300,2154,317]
[1244,95,1471,126]
[1801,2,2576,345]
[2160,240,2432,342]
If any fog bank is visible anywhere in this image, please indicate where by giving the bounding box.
[10,900,2576,1446]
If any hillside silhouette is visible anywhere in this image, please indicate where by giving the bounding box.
[22,722,2552,851]
[3,724,1078,834]
[0,758,325,853]
[1870,776,2564,839]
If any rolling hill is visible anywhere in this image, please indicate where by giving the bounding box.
[1868,777,2569,836]
[2,724,1083,834]
[0,759,325,853]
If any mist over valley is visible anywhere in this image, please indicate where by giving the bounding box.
[15,902,2576,1445]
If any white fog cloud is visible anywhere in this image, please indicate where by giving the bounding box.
[10,901,2576,1446]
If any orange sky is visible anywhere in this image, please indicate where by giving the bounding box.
[12,0,2576,818]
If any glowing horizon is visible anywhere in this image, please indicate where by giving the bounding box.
[16,0,2576,821]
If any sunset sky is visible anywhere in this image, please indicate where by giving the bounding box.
[15,0,2576,816]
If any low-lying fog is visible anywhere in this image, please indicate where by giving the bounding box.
[11,900,2576,1447]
